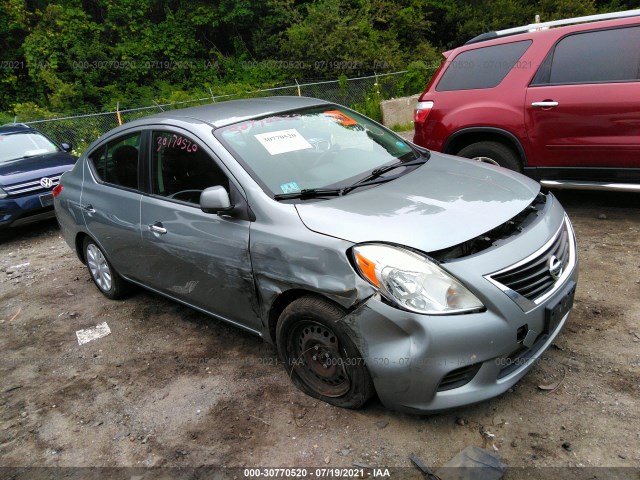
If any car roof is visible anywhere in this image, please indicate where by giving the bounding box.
[83,96,336,154]
[451,14,640,54]
[143,96,332,129]
[0,123,37,135]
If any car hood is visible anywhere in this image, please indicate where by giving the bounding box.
[295,153,540,252]
[0,152,76,186]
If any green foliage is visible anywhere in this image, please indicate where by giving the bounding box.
[12,102,59,122]
[397,60,439,96]
[0,112,14,125]
[390,121,415,132]
[0,0,635,119]
[352,83,384,122]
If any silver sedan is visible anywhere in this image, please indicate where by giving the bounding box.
[54,97,578,413]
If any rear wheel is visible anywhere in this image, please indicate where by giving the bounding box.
[83,237,129,299]
[457,141,522,172]
[276,296,374,409]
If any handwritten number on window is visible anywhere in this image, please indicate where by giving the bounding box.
[156,134,199,153]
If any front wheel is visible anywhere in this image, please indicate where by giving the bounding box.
[83,237,129,299]
[276,296,374,409]
[457,141,522,172]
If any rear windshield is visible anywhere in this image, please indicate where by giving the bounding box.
[436,40,532,91]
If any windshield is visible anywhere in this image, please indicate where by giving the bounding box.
[0,132,59,163]
[215,105,420,196]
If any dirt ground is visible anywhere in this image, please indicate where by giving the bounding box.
[1,188,639,477]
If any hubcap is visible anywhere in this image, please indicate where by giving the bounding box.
[291,321,350,398]
[86,244,112,292]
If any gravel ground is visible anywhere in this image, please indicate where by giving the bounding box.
[0,188,639,478]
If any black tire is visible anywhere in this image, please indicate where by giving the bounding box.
[83,237,129,300]
[457,141,522,172]
[276,295,374,409]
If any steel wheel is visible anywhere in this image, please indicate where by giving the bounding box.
[276,295,374,409]
[291,320,350,397]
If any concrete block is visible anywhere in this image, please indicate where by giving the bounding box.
[380,94,421,128]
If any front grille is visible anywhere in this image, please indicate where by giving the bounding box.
[486,217,575,311]
[437,362,482,391]
[4,174,62,196]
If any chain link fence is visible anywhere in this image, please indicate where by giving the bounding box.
[20,71,421,155]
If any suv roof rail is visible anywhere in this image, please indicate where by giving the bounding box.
[466,9,640,44]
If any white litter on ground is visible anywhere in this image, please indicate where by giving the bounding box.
[76,321,111,345]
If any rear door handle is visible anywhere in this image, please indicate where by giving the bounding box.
[148,222,167,235]
[83,204,96,214]
[531,101,559,108]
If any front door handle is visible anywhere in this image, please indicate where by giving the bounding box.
[531,101,559,108]
[148,222,167,235]
[83,204,96,214]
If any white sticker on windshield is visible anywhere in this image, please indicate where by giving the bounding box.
[254,129,312,156]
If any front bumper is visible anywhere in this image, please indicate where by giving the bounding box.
[342,195,578,414]
[344,285,575,414]
[0,192,56,228]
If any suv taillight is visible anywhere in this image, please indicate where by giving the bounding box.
[414,101,434,124]
[52,184,63,198]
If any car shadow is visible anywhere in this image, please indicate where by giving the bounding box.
[0,218,60,244]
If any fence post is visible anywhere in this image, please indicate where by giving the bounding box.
[153,100,165,112]
[116,102,123,126]
[295,79,301,97]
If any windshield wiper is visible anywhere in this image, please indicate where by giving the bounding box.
[274,188,344,200]
[273,156,429,201]
[273,177,398,200]
[341,157,428,195]
[370,157,428,178]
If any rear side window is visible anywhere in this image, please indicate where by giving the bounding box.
[436,40,532,91]
[89,133,141,189]
[537,26,640,85]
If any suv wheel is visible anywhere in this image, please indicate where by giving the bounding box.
[457,141,522,172]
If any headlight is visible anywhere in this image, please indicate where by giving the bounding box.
[0,187,7,199]
[352,244,484,315]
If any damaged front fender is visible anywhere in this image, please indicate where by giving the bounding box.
[248,207,375,342]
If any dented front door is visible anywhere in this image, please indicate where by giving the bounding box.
[138,195,259,332]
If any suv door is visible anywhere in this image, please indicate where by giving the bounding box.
[81,131,143,279]
[525,26,640,177]
[138,128,259,331]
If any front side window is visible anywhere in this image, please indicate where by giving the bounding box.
[436,40,532,91]
[89,132,140,189]
[152,131,229,205]
[538,26,640,85]
[215,106,418,196]
[0,132,59,163]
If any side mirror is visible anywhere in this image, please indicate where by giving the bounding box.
[60,143,73,153]
[200,186,232,214]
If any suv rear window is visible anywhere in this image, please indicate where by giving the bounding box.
[533,26,640,85]
[436,40,532,91]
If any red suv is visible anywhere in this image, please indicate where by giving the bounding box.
[413,10,640,191]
